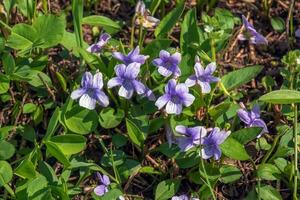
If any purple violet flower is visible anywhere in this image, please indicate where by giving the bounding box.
[87,33,111,53]
[238,15,268,45]
[237,104,268,137]
[201,128,230,160]
[71,71,109,110]
[175,125,207,152]
[94,173,111,196]
[185,57,219,93]
[152,50,181,77]
[155,79,195,115]
[112,46,149,65]
[107,62,147,99]
[171,195,189,200]
[296,28,300,38]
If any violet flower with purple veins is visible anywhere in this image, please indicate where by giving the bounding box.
[94,173,111,196]
[296,28,300,38]
[237,104,268,137]
[238,15,268,45]
[185,57,219,93]
[112,46,149,65]
[155,79,195,115]
[107,62,147,99]
[71,71,109,110]
[201,128,230,160]
[87,33,111,53]
[152,50,181,77]
[175,125,207,152]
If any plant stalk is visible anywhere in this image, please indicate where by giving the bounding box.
[293,104,298,200]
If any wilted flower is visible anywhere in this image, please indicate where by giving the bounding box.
[108,62,147,99]
[296,28,300,38]
[175,125,207,151]
[237,104,268,137]
[135,1,160,28]
[185,57,219,93]
[152,50,181,78]
[171,195,189,200]
[71,71,109,110]
[201,128,230,160]
[112,46,149,65]
[94,173,111,196]
[155,79,195,115]
[87,33,111,53]
[238,15,268,45]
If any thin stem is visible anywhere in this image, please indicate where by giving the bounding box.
[293,104,298,200]
[3,184,15,198]
[210,38,216,62]
[130,16,136,48]
[138,25,144,48]
[107,89,119,107]
[250,158,261,200]
[199,158,217,200]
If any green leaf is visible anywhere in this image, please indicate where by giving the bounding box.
[55,71,67,92]
[45,141,70,167]
[27,175,48,197]
[180,8,200,53]
[49,134,86,155]
[221,65,263,91]
[72,0,83,48]
[142,39,172,60]
[155,179,181,200]
[64,105,98,135]
[101,150,126,167]
[32,14,66,48]
[99,108,124,129]
[0,140,15,160]
[15,158,37,179]
[220,165,242,183]
[231,127,262,144]
[44,107,60,141]
[126,118,145,149]
[259,185,282,200]
[259,89,300,104]
[2,52,15,75]
[220,137,250,160]
[23,103,37,114]
[118,159,141,180]
[112,134,128,148]
[270,17,285,32]
[0,74,10,94]
[257,164,281,181]
[99,188,123,200]
[0,161,13,187]
[7,23,37,51]
[154,1,185,38]
[82,15,121,34]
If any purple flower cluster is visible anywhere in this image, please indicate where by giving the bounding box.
[173,125,230,160]
[238,15,268,45]
[237,104,268,137]
[172,194,199,200]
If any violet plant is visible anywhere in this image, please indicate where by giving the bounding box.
[1,1,299,200]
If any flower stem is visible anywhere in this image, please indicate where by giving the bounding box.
[250,158,261,200]
[130,15,136,48]
[293,103,298,200]
[199,158,217,200]
[107,89,119,107]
